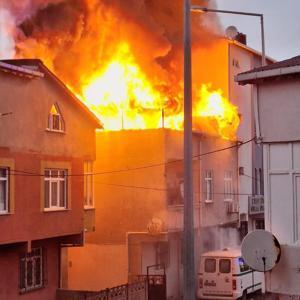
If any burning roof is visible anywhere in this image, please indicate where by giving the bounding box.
[0,0,240,140]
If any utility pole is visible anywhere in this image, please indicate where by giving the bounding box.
[183,0,195,299]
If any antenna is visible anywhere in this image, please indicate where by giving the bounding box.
[241,230,281,272]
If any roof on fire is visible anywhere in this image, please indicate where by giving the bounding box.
[235,55,300,85]
[0,59,102,128]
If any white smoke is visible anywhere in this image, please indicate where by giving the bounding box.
[0,9,16,59]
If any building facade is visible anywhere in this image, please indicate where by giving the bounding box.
[0,60,100,300]
[237,55,300,299]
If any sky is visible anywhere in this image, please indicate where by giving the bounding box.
[214,0,300,61]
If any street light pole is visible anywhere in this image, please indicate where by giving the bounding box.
[190,6,266,66]
[183,0,195,299]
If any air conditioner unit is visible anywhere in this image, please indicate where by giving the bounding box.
[227,202,239,213]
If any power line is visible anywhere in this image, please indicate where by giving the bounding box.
[8,137,255,177]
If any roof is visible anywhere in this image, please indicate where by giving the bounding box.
[0,59,102,128]
[201,248,241,258]
[236,55,300,85]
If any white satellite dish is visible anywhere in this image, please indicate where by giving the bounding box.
[241,230,281,272]
[225,26,238,40]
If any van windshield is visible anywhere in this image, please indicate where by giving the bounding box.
[204,258,216,273]
[219,259,231,273]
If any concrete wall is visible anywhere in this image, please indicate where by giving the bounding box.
[0,238,59,300]
[0,71,96,158]
[67,243,128,290]
[258,79,300,143]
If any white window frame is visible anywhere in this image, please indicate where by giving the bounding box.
[20,248,43,293]
[204,170,213,203]
[44,169,68,211]
[47,103,65,132]
[0,167,9,214]
[84,161,94,209]
[224,171,233,202]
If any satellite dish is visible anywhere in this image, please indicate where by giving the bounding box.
[241,230,281,272]
[225,26,238,40]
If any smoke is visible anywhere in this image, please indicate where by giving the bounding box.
[0,0,222,98]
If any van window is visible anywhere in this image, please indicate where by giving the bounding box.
[204,258,216,273]
[238,257,250,272]
[219,259,231,273]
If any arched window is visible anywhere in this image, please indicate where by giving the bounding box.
[47,103,65,132]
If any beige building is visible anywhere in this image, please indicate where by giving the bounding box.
[67,129,239,299]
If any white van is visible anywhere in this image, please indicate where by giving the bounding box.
[197,248,263,299]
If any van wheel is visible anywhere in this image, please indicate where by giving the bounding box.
[241,290,247,300]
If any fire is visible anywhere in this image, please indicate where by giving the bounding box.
[80,43,239,140]
[81,43,167,130]
[195,84,239,140]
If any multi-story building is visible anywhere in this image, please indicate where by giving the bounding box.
[0,59,100,300]
[237,55,300,299]
[67,128,239,299]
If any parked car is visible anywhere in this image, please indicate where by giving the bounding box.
[197,248,263,299]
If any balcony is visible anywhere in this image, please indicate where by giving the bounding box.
[248,195,264,215]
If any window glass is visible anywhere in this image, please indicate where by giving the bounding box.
[84,161,94,208]
[0,167,9,213]
[44,169,67,210]
[204,258,216,273]
[238,257,250,272]
[219,259,231,273]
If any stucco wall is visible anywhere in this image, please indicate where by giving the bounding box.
[0,71,96,158]
[258,79,300,143]
[0,238,59,300]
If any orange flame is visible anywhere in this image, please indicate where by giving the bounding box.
[79,42,239,140]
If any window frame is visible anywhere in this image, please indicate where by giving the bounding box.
[84,161,94,209]
[204,170,213,203]
[19,248,44,293]
[224,170,233,202]
[0,167,9,214]
[44,169,68,211]
[47,103,65,133]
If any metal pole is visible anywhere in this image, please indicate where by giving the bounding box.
[183,0,195,299]
[260,15,266,66]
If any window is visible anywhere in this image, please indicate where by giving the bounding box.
[84,161,94,208]
[44,169,68,210]
[20,248,44,293]
[224,171,233,201]
[0,167,9,213]
[254,168,258,195]
[47,103,65,132]
[219,259,231,273]
[238,257,250,273]
[204,170,213,202]
[259,168,264,195]
[204,258,216,273]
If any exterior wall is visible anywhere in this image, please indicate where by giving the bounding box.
[67,243,128,290]
[264,142,300,244]
[229,43,266,233]
[0,71,96,158]
[0,238,59,300]
[0,145,84,245]
[258,79,300,142]
[198,136,239,252]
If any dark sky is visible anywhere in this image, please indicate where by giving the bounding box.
[215,0,300,61]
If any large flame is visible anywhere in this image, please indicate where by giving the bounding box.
[80,42,239,139]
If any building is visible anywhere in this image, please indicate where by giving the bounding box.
[67,128,240,299]
[66,36,274,299]
[0,60,100,300]
[236,55,300,299]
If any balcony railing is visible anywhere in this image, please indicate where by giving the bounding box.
[248,195,264,215]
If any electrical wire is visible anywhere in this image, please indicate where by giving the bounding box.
[8,137,255,178]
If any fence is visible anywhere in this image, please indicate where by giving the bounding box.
[57,280,147,300]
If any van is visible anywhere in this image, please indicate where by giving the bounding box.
[197,248,263,299]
